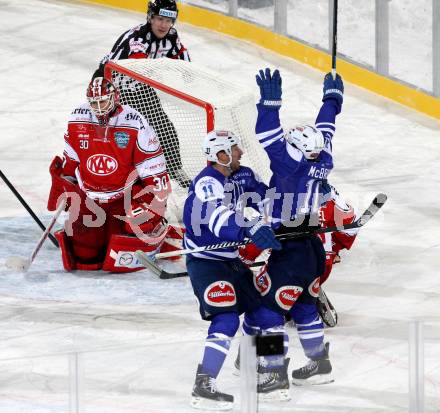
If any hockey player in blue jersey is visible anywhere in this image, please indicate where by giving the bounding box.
[253,68,344,386]
[183,130,292,409]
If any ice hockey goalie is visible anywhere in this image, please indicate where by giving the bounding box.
[47,77,179,272]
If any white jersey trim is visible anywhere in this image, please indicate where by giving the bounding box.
[64,141,80,162]
[257,126,282,140]
[205,342,229,355]
[135,153,167,179]
[75,169,137,201]
[184,237,238,260]
[213,210,234,238]
[260,132,284,148]
[208,205,229,233]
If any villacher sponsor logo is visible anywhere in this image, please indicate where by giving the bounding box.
[204,281,236,307]
[275,285,303,311]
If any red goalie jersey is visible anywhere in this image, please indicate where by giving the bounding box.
[47,77,175,272]
[63,102,169,207]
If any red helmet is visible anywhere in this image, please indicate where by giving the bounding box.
[86,77,120,124]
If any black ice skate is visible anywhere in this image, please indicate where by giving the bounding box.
[317,289,338,327]
[190,365,234,411]
[291,342,334,385]
[257,358,291,401]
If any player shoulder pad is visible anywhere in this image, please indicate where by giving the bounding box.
[167,27,178,38]
[126,23,144,38]
[194,175,225,202]
[69,102,93,121]
[137,126,160,153]
[243,166,262,182]
[134,23,145,32]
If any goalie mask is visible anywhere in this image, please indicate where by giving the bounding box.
[203,130,241,168]
[285,125,325,160]
[86,77,120,125]
[147,0,178,23]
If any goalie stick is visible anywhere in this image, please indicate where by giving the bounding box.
[136,193,387,279]
[5,198,66,272]
[317,288,338,327]
[0,169,59,247]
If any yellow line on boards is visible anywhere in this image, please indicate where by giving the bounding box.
[74,0,440,120]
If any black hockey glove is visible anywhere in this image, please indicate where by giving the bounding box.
[322,72,344,113]
[256,68,282,108]
[245,220,281,251]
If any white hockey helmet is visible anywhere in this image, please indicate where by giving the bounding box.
[285,125,325,160]
[203,130,241,164]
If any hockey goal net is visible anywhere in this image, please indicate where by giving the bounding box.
[104,59,270,219]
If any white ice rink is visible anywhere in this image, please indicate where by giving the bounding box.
[0,1,439,412]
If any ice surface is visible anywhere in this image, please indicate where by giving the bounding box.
[0,1,439,412]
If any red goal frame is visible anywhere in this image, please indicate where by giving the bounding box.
[104,61,215,132]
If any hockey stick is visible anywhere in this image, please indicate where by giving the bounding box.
[317,288,338,327]
[136,193,387,279]
[0,169,59,248]
[331,0,338,79]
[5,198,66,272]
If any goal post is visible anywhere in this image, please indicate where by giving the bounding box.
[104,60,215,132]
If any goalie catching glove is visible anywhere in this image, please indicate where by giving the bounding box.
[47,155,79,211]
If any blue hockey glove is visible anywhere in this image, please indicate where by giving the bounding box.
[322,72,344,109]
[256,68,282,107]
[245,221,281,251]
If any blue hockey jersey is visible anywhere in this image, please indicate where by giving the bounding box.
[255,100,339,229]
[183,165,267,260]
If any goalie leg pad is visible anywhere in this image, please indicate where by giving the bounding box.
[55,230,76,271]
[102,234,163,273]
[55,230,103,271]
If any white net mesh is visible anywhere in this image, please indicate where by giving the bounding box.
[107,59,271,221]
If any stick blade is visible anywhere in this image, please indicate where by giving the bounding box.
[135,250,162,276]
[356,193,388,227]
[374,193,388,208]
[5,256,31,272]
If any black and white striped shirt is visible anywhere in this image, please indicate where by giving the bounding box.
[93,22,190,78]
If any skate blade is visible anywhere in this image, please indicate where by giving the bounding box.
[258,389,291,402]
[190,396,233,411]
[292,373,334,386]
